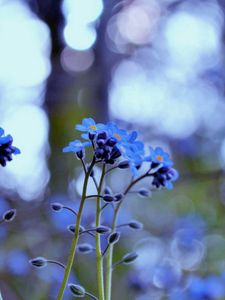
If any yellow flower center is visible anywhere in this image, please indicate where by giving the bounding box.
[89,125,97,130]
[156,155,163,162]
[114,133,121,140]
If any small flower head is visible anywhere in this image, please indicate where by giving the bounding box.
[146,147,173,168]
[94,131,122,164]
[77,243,93,254]
[63,139,91,159]
[75,118,105,140]
[152,167,179,190]
[128,220,143,230]
[0,128,20,167]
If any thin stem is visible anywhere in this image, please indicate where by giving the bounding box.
[105,165,118,175]
[95,163,106,300]
[86,291,99,300]
[63,206,78,216]
[80,158,87,174]
[100,203,109,211]
[105,171,149,300]
[116,223,129,228]
[102,244,109,257]
[47,260,65,269]
[92,176,99,191]
[86,195,104,199]
[57,158,95,300]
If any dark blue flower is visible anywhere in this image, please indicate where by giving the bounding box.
[0,128,20,167]
[152,167,179,189]
[94,131,121,164]
[146,147,173,168]
[63,139,91,159]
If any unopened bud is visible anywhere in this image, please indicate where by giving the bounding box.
[122,252,138,264]
[103,187,112,195]
[108,232,120,245]
[51,203,63,212]
[96,226,111,234]
[3,209,16,222]
[29,257,47,268]
[128,221,143,230]
[103,195,114,203]
[68,283,85,297]
[118,160,130,169]
[114,193,123,202]
[77,243,93,253]
[138,188,150,197]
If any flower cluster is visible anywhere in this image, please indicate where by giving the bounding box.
[0,128,20,167]
[63,118,178,189]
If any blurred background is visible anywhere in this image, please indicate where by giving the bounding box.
[1,0,225,299]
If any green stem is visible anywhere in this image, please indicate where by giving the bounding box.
[95,164,106,300]
[57,158,95,300]
[105,172,149,300]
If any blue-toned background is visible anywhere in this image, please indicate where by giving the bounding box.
[1,0,225,299]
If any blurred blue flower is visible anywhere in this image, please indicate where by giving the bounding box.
[7,249,29,276]
[63,139,91,159]
[188,275,225,300]
[63,139,90,153]
[0,127,20,167]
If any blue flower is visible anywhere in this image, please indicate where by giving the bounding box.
[123,141,145,176]
[146,147,173,168]
[106,122,129,144]
[0,128,20,167]
[75,118,105,139]
[63,139,91,159]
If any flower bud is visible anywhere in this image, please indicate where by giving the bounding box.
[96,226,111,234]
[76,150,84,160]
[3,209,16,222]
[108,232,120,245]
[122,252,138,264]
[103,195,115,203]
[88,132,96,141]
[77,243,93,253]
[138,188,150,197]
[68,283,85,297]
[118,160,130,169]
[29,257,47,268]
[67,224,75,233]
[97,131,107,140]
[128,221,143,230]
[114,193,123,202]
[103,187,112,195]
[51,203,63,212]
